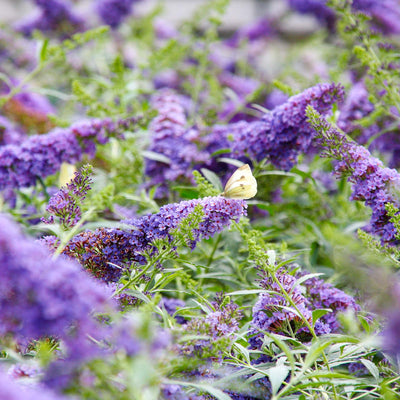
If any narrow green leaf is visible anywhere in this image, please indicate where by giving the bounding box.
[37,38,49,64]
[217,157,246,168]
[360,359,380,381]
[312,309,332,325]
[200,168,223,192]
[142,150,171,164]
[267,365,289,395]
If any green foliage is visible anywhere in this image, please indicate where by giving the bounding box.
[193,170,221,197]
[3,0,400,398]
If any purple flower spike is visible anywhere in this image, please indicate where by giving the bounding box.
[0,116,26,145]
[0,369,66,400]
[309,111,400,244]
[0,117,135,191]
[95,0,141,29]
[43,164,93,229]
[382,283,400,356]
[145,89,208,198]
[249,269,359,348]
[288,0,400,35]
[0,214,112,346]
[16,0,84,38]
[42,196,247,282]
[231,83,344,170]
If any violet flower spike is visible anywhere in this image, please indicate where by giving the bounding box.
[0,214,112,345]
[308,109,400,245]
[0,117,135,191]
[41,196,247,282]
[43,164,93,229]
[145,89,208,198]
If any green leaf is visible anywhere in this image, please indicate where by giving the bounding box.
[227,289,265,296]
[217,157,246,168]
[37,38,49,64]
[312,309,332,325]
[360,358,380,381]
[200,168,223,192]
[267,365,290,395]
[142,150,171,164]
[293,273,325,288]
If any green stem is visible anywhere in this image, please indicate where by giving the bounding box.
[52,207,95,260]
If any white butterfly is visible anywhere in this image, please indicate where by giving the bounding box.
[222,164,257,199]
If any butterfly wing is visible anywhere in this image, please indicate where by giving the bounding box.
[222,164,257,199]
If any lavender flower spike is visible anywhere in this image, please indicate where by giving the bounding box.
[308,108,400,244]
[42,196,247,282]
[43,164,93,229]
[96,0,141,29]
[145,89,208,198]
[0,117,135,191]
[0,214,112,345]
[0,369,66,400]
[16,0,84,38]
[231,83,344,171]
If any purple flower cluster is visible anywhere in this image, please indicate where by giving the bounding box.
[0,117,135,191]
[159,297,187,324]
[96,0,141,29]
[287,0,337,31]
[288,0,400,34]
[43,164,93,228]
[182,299,242,358]
[0,369,66,400]
[249,272,313,348]
[42,196,247,282]
[382,283,400,356]
[299,274,361,333]
[16,0,84,38]
[145,90,208,198]
[249,269,359,348]
[204,84,343,172]
[0,115,26,145]
[337,81,375,136]
[230,82,344,170]
[2,89,56,134]
[0,214,112,346]
[225,17,273,47]
[309,111,400,244]
[354,0,400,35]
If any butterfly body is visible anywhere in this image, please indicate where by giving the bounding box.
[222,164,257,199]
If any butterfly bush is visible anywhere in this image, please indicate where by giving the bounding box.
[0,216,172,391]
[288,0,400,34]
[16,0,84,38]
[308,109,400,244]
[2,88,56,134]
[145,89,208,198]
[249,269,359,349]
[42,196,247,282]
[382,282,400,357]
[225,17,273,47]
[179,296,243,360]
[96,0,141,29]
[43,164,93,228]
[0,117,136,191]
[206,83,344,171]
[0,214,112,346]
[0,369,66,400]
[0,115,25,145]
[2,0,400,397]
